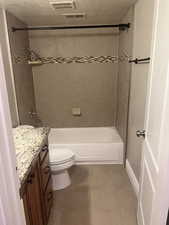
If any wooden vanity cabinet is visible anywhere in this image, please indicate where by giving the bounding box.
[39,144,53,224]
[27,162,44,225]
[22,144,53,225]
[22,190,32,225]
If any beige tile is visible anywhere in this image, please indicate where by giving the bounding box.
[53,186,91,210]
[90,209,121,225]
[48,165,138,225]
[69,165,91,187]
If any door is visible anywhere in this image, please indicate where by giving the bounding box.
[138,0,169,224]
[127,0,155,181]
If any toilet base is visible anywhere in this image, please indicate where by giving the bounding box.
[52,170,71,190]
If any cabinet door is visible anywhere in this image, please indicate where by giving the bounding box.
[41,152,50,192]
[45,177,53,221]
[22,191,32,225]
[39,151,53,225]
[27,163,44,225]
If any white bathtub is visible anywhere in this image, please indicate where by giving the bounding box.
[48,127,124,164]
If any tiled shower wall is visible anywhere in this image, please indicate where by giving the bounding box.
[6,12,36,126]
[0,11,18,126]
[4,10,133,133]
[29,29,119,128]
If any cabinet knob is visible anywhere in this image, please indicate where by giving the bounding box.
[42,145,48,152]
[27,178,32,184]
[30,173,35,178]
[27,173,35,184]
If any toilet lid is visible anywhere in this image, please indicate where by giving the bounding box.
[49,148,74,164]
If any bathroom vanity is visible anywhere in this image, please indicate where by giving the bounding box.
[13,126,53,225]
[20,144,53,225]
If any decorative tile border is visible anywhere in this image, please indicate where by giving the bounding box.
[40,56,118,64]
[15,55,119,64]
[14,49,131,64]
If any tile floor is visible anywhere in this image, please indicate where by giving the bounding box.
[48,165,138,225]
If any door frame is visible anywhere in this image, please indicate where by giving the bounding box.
[0,8,26,225]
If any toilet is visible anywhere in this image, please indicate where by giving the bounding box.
[49,148,75,190]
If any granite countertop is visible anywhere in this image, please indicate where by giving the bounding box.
[12,125,50,184]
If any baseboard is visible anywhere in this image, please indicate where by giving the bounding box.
[126,159,139,198]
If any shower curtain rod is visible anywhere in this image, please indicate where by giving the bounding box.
[11,23,130,32]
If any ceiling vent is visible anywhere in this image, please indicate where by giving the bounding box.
[63,13,86,19]
[49,0,76,10]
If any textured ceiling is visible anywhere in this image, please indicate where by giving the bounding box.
[0,0,136,26]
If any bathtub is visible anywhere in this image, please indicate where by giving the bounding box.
[48,127,124,165]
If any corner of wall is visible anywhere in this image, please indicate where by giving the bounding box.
[0,9,20,127]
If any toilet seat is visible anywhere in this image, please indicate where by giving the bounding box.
[49,148,74,165]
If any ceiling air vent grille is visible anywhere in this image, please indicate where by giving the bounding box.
[63,13,86,19]
[49,0,76,9]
